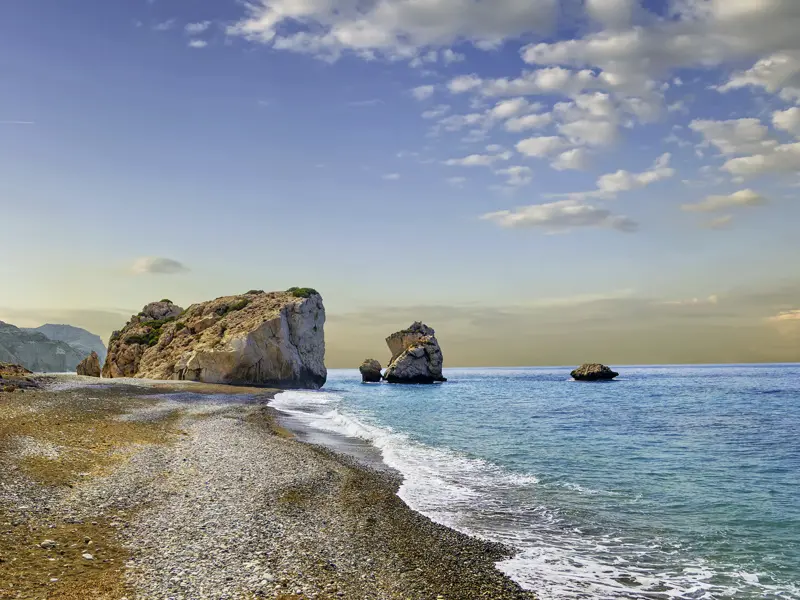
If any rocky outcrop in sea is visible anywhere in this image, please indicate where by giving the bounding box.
[102,289,326,389]
[359,359,382,383]
[76,351,101,377]
[26,324,107,364]
[383,322,446,384]
[571,364,619,381]
[0,321,86,373]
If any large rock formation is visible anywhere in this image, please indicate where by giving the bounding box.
[359,359,382,383]
[76,351,101,377]
[102,289,326,389]
[0,321,86,373]
[26,324,107,365]
[383,322,446,384]
[571,363,619,381]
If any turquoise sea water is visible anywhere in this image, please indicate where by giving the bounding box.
[272,365,800,599]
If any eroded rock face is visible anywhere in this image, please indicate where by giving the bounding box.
[102,290,326,389]
[76,351,101,377]
[383,322,446,384]
[571,363,619,381]
[359,359,382,383]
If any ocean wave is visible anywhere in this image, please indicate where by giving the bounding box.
[271,390,800,600]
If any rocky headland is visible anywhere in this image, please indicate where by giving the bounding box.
[103,288,326,389]
[571,363,620,381]
[383,322,447,384]
[0,321,86,373]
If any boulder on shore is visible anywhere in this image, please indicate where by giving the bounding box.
[102,288,327,389]
[0,363,40,392]
[383,322,446,384]
[571,363,619,381]
[76,351,101,377]
[359,359,382,383]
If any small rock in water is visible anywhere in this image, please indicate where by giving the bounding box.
[39,540,57,550]
[570,363,619,381]
[82,553,95,560]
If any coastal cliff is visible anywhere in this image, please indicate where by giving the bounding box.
[102,289,326,389]
[26,324,107,365]
[0,321,86,373]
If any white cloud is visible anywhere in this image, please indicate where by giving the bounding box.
[383,173,401,180]
[131,257,190,275]
[559,118,618,146]
[595,152,675,195]
[516,136,569,158]
[411,85,435,100]
[773,107,800,137]
[446,176,467,186]
[185,21,211,34]
[495,165,533,187]
[444,151,512,167]
[719,51,800,103]
[481,199,637,233]
[153,19,176,31]
[505,112,553,132]
[489,97,531,120]
[442,49,466,64]
[521,3,800,96]
[551,148,590,171]
[585,0,637,30]
[681,189,768,212]
[448,74,483,93]
[689,118,776,156]
[228,0,557,61]
[722,142,800,177]
[188,39,208,48]
[421,104,450,119]
[769,309,800,322]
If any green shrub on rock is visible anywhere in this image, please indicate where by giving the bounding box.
[287,287,319,299]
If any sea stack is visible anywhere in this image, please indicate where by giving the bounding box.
[76,351,101,377]
[383,322,446,384]
[102,288,327,389]
[571,363,619,381]
[359,359,382,383]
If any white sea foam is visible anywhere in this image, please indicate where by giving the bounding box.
[271,390,800,600]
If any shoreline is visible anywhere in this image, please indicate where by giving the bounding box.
[0,375,536,599]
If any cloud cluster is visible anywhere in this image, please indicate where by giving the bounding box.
[481,199,637,233]
[227,0,556,61]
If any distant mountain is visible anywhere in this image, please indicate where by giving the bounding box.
[26,324,107,364]
[0,321,86,373]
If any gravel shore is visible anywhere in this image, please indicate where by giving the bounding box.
[0,376,535,599]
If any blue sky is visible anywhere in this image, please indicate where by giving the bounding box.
[1,0,799,366]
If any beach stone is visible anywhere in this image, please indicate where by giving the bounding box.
[39,539,57,549]
[76,351,101,377]
[383,322,446,384]
[571,363,619,381]
[359,359,382,383]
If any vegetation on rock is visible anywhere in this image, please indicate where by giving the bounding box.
[287,287,319,299]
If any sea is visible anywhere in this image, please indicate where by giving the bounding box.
[272,365,800,600]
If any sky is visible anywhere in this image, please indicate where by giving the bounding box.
[1,0,799,368]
